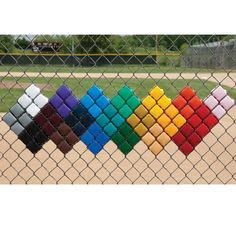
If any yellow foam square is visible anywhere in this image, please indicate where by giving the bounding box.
[157,114,171,128]
[164,123,179,137]
[142,114,156,128]
[134,105,148,119]
[149,123,163,137]
[142,132,155,146]
[157,95,171,109]
[149,141,163,155]
[134,123,148,137]
[165,104,179,119]
[150,105,163,119]
[150,86,164,101]
[172,114,186,128]
[127,114,140,128]
[157,132,170,146]
[142,95,156,110]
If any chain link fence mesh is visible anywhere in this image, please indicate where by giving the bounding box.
[0,35,235,184]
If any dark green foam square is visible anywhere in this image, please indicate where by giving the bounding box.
[119,104,133,119]
[96,114,109,127]
[127,132,140,146]
[119,122,133,138]
[127,96,141,110]
[119,141,132,154]
[118,86,133,101]
[112,132,125,146]
[111,95,125,110]
[104,104,117,118]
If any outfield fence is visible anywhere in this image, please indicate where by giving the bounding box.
[0,35,235,184]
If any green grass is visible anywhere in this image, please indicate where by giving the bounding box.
[0,76,235,112]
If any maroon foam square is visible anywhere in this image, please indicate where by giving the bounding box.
[195,123,210,138]
[50,131,64,145]
[188,114,202,128]
[180,123,194,138]
[188,133,202,147]
[196,104,211,119]
[34,113,48,126]
[204,114,218,129]
[57,140,72,154]
[49,113,63,127]
[42,121,56,136]
[172,132,186,146]
[66,132,79,145]
[180,86,195,101]
[179,141,194,155]
[41,103,56,118]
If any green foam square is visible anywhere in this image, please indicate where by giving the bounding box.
[104,104,117,118]
[127,132,140,146]
[119,104,133,119]
[112,132,125,146]
[127,96,141,110]
[119,141,132,154]
[111,114,125,127]
[111,95,125,110]
[118,86,133,101]
[119,122,133,138]
[96,114,109,127]
[104,123,117,136]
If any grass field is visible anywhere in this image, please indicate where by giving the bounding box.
[1,76,236,112]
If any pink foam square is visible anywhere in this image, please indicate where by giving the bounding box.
[212,86,227,101]
[220,95,235,111]
[204,95,218,110]
[212,105,226,119]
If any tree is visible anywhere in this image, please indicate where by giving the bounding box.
[0,35,14,53]
[15,37,31,50]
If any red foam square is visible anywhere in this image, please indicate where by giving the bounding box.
[42,121,56,136]
[204,114,218,129]
[179,141,194,155]
[196,104,211,119]
[180,123,194,137]
[172,95,187,110]
[180,86,195,101]
[188,114,202,128]
[172,132,186,146]
[195,123,210,138]
[181,105,194,119]
[188,133,202,147]
[188,95,202,110]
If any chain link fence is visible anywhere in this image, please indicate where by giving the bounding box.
[0,35,235,184]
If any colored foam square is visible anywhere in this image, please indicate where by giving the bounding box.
[58,104,71,118]
[126,132,140,146]
[204,114,218,129]
[10,104,24,118]
[34,94,48,109]
[65,95,79,109]
[188,95,202,110]
[165,104,179,119]
[180,123,194,137]
[104,104,117,118]
[88,141,102,155]
[66,132,79,146]
[188,133,202,147]
[164,123,178,137]
[142,95,156,110]
[25,84,40,99]
[127,113,140,128]
[195,123,209,137]
[157,114,171,128]
[96,95,110,109]
[34,113,48,126]
[88,104,102,118]
[119,141,132,155]
[80,113,94,128]
[97,114,110,128]
[149,142,163,155]
[87,85,102,100]
[96,132,109,146]
[25,122,40,136]
[181,105,194,119]
[111,113,125,127]
[73,123,86,136]
[135,105,148,119]
[57,85,72,100]
[212,86,227,101]
[172,132,186,146]
[212,105,226,119]
[118,85,133,100]
[104,123,117,136]
[142,114,156,128]
[26,103,40,117]
[119,123,133,138]
[89,123,102,136]
[119,104,133,119]
[150,105,163,119]
[172,95,187,110]
[220,95,234,110]
[111,95,125,110]
[149,123,163,137]
[157,95,171,110]
[18,94,32,108]
[142,132,155,146]
[65,114,79,127]
[58,123,71,136]
[34,131,48,146]
[197,104,211,119]
[149,86,164,101]
[172,114,186,128]
[3,112,17,127]
[127,96,141,110]
[180,86,195,101]
[80,131,94,146]
[11,122,24,135]
[73,103,87,117]
[19,130,32,145]
[42,122,56,136]
[57,140,72,154]
[188,114,202,128]
[204,95,218,110]
[18,113,32,127]
[41,103,55,118]
[157,132,170,146]
[112,132,125,146]
[26,141,41,154]
[50,131,64,145]
[80,95,94,109]
[179,141,194,155]
[134,123,148,137]
[49,113,63,127]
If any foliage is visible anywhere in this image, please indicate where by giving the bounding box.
[0,35,14,53]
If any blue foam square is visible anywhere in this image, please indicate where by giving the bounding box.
[96,131,109,146]
[81,131,94,146]
[80,113,94,128]
[104,123,117,136]
[88,104,102,118]
[57,84,72,99]
[88,122,102,136]
[80,95,94,109]
[111,113,125,127]
[88,141,102,155]
[87,85,102,100]
[73,103,87,117]
[96,95,110,109]
[73,122,86,136]
[65,114,79,127]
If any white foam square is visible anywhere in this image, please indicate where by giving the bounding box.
[220,95,235,111]
[212,86,227,101]
[25,84,40,99]
[204,95,218,110]
[26,103,40,117]
[18,94,32,108]
[212,105,226,119]
[34,94,48,108]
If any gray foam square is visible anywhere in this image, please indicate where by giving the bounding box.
[11,122,24,135]
[10,103,24,118]
[18,113,32,127]
[2,112,17,127]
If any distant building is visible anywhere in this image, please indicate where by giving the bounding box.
[31,41,61,53]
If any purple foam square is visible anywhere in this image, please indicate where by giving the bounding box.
[57,85,72,99]
[58,104,71,118]
[50,94,63,109]
[65,95,79,109]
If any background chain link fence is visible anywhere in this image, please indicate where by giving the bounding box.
[0,35,235,184]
